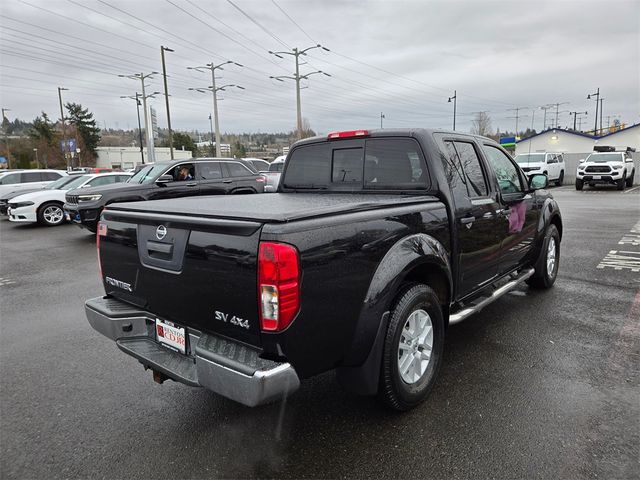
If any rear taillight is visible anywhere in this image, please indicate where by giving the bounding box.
[97,221,107,279]
[256,175,266,183]
[258,242,300,332]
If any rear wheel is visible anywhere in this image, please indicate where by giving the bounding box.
[555,170,564,186]
[575,179,584,190]
[527,224,560,289]
[378,284,444,411]
[37,202,65,226]
[626,169,635,187]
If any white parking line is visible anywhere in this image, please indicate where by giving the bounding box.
[624,186,640,194]
[597,221,640,273]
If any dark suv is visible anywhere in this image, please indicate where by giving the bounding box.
[64,158,265,232]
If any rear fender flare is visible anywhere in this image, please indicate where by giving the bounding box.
[337,233,451,395]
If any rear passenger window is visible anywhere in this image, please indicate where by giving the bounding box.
[42,172,61,181]
[0,173,21,185]
[198,162,223,180]
[332,148,363,183]
[364,139,428,189]
[87,176,116,187]
[226,162,253,177]
[452,142,488,197]
[443,141,469,203]
[21,172,42,183]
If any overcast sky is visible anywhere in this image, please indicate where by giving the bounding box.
[1,0,638,137]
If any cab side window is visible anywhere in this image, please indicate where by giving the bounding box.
[482,145,523,194]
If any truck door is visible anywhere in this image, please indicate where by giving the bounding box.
[481,144,539,275]
[442,139,502,298]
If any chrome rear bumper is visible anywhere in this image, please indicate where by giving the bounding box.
[85,296,299,407]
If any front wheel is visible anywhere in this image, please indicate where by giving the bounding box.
[617,173,626,191]
[555,170,564,186]
[378,284,444,411]
[37,202,65,226]
[527,224,560,289]
[575,179,584,190]
[626,169,635,187]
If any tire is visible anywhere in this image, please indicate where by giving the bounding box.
[37,202,65,226]
[617,173,626,191]
[626,170,635,187]
[378,283,444,411]
[555,170,564,187]
[527,224,560,289]
[575,179,584,190]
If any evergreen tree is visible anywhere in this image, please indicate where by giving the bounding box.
[65,102,101,158]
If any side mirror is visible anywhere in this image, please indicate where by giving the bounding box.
[529,174,548,191]
[156,174,173,185]
[578,158,586,163]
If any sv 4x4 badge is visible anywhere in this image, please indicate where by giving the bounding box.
[215,311,249,330]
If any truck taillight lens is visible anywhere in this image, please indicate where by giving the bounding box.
[97,221,107,278]
[256,175,266,183]
[258,242,300,332]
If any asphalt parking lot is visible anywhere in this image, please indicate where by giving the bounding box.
[1,187,638,480]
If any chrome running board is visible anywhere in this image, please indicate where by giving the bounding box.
[449,268,535,325]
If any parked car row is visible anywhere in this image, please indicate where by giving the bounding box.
[0,157,270,230]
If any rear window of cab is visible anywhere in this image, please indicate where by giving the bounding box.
[283,138,430,191]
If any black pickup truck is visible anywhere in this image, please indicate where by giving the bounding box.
[85,129,562,411]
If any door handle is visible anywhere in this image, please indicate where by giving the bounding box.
[186,182,197,187]
[223,180,233,184]
[460,216,475,225]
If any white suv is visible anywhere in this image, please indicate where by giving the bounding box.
[514,152,566,186]
[576,147,636,190]
[0,169,67,198]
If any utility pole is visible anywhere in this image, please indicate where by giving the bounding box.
[380,112,385,128]
[57,87,69,170]
[160,46,175,159]
[587,88,600,136]
[539,105,554,130]
[448,90,457,131]
[269,44,331,139]
[569,111,588,131]
[208,114,215,156]
[599,98,604,136]
[1,107,10,169]
[119,72,159,162]
[506,106,527,135]
[120,93,146,164]
[188,61,243,157]
[551,102,569,128]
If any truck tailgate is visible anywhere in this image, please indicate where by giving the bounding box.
[99,208,264,347]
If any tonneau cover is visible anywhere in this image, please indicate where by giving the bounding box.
[105,193,439,223]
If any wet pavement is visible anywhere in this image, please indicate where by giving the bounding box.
[1,187,638,479]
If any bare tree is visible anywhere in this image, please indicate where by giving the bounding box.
[470,111,493,137]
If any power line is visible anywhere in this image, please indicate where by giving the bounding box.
[271,0,317,43]
[226,0,291,49]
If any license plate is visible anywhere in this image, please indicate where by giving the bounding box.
[155,318,186,354]
[592,175,601,180]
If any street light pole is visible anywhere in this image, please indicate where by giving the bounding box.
[599,98,604,136]
[121,93,146,164]
[269,44,331,139]
[161,46,174,159]
[569,111,588,131]
[188,61,243,157]
[119,72,159,163]
[448,90,457,131]
[587,88,600,136]
[57,87,68,170]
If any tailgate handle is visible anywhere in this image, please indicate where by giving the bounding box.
[147,240,173,255]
